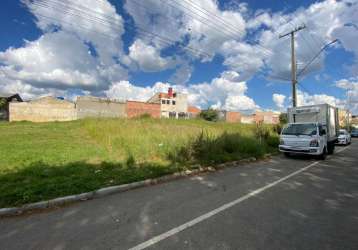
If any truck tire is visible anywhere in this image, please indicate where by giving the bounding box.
[327,142,335,155]
[318,147,327,160]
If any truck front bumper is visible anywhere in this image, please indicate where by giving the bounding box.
[279,145,321,155]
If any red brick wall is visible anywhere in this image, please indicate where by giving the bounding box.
[226,111,241,123]
[126,101,161,118]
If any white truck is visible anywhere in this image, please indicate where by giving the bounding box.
[279,104,339,159]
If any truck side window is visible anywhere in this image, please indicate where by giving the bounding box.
[319,126,326,135]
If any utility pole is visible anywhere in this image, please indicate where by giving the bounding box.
[279,25,306,107]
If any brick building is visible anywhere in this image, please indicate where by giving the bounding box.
[148,88,188,118]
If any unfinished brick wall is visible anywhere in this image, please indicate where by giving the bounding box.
[126,101,161,118]
[225,111,241,123]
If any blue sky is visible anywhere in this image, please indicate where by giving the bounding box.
[0,0,357,113]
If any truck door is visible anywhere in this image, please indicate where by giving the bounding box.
[319,125,327,150]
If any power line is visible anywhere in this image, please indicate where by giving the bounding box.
[28,0,213,57]
[160,0,277,58]
[297,39,338,77]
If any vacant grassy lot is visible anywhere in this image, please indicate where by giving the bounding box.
[0,118,279,207]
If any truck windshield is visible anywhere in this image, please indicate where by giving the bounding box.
[282,124,317,136]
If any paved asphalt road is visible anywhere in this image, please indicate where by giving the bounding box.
[1,140,358,250]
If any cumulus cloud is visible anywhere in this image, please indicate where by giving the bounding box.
[105,71,258,111]
[336,77,358,114]
[272,93,286,109]
[296,90,345,109]
[0,0,128,96]
[128,39,177,72]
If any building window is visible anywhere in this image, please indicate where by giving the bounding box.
[161,100,166,104]
[166,100,170,105]
[172,100,176,105]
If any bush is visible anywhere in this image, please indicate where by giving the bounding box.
[199,109,219,122]
[171,131,271,165]
[137,113,152,119]
[279,113,288,124]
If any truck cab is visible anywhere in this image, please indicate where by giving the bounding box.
[279,123,327,158]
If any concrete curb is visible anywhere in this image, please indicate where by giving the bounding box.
[0,155,270,217]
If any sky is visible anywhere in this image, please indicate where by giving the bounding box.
[0,0,358,113]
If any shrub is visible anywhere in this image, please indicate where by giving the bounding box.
[171,131,269,165]
[279,113,288,124]
[199,109,219,122]
[138,113,152,119]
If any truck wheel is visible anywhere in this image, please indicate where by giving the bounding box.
[327,142,335,155]
[318,147,327,160]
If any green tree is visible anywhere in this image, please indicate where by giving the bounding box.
[0,98,6,109]
[279,113,288,124]
[199,109,219,122]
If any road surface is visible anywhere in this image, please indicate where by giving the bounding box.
[1,140,358,250]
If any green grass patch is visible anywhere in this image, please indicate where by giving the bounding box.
[0,118,278,207]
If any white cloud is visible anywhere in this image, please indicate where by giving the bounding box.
[0,0,128,95]
[272,93,286,109]
[296,90,345,109]
[336,77,358,114]
[105,71,258,111]
[128,39,177,72]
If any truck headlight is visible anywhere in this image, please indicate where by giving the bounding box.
[280,139,285,145]
[310,139,319,147]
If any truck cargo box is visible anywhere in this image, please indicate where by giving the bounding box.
[287,104,339,142]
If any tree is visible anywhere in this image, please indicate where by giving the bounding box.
[200,109,219,122]
[0,98,6,110]
[279,113,288,124]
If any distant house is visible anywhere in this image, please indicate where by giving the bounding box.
[148,87,188,119]
[188,106,201,118]
[0,94,23,120]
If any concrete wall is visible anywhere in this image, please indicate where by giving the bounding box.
[76,96,126,119]
[126,101,161,118]
[9,97,76,122]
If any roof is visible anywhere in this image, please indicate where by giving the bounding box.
[188,106,201,113]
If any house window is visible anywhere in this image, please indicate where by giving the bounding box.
[172,100,176,105]
[166,100,170,105]
[161,100,166,104]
